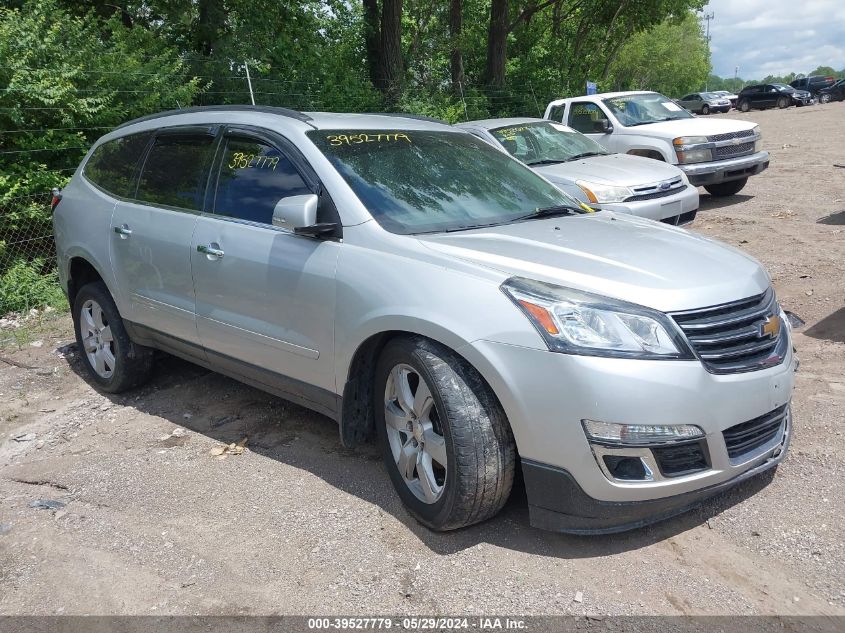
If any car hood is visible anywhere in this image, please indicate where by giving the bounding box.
[532,153,683,188]
[416,213,770,312]
[618,117,757,138]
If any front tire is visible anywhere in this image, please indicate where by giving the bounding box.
[777,96,789,109]
[739,99,750,112]
[73,281,154,393]
[701,104,710,115]
[375,337,515,531]
[820,93,831,104]
[704,177,748,197]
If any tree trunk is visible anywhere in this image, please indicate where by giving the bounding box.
[483,0,508,89]
[362,0,382,89]
[380,0,404,103]
[195,0,225,56]
[449,0,465,96]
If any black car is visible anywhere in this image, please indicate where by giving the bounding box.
[819,79,845,103]
[790,75,837,96]
[737,84,812,111]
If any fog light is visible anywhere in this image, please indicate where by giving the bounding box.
[582,420,704,446]
[603,455,649,480]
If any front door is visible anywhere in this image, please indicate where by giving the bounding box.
[110,127,218,345]
[566,101,612,149]
[190,129,340,403]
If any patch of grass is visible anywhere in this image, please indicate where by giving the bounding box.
[0,258,67,315]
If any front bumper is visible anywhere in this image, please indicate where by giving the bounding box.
[457,337,796,531]
[602,184,699,223]
[679,151,770,186]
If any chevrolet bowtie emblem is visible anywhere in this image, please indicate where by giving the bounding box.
[760,315,781,339]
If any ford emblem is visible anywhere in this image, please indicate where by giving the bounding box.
[659,182,671,191]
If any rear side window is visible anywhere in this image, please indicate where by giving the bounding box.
[213,136,310,225]
[84,132,152,197]
[547,105,565,123]
[136,133,216,211]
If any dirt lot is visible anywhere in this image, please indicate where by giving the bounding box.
[1,103,843,617]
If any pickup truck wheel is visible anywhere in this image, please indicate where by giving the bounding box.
[820,93,831,104]
[73,281,154,393]
[739,99,750,112]
[375,337,515,531]
[704,177,748,197]
[777,96,789,109]
[701,104,710,115]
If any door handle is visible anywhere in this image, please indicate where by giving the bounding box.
[113,224,132,239]
[197,243,225,259]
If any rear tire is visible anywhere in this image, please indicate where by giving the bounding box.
[73,281,154,393]
[704,178,748,197]
[739,99,750,112]
[374,336,515,531]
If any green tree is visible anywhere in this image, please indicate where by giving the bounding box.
[606,11,710,97]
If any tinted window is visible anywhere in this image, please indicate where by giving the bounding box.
[136,133,216,211]
[213,137,310,225]
[547,105,565,123]
[84,132,152,197]
[567,102,603,133]
[307,130,574,235]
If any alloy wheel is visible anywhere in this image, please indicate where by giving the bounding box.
[383,364,447,504]
[79,299,116,378]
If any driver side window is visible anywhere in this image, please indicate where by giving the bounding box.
[213,136,311,225]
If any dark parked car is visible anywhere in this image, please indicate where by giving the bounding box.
[790,75,837,96]
[819,79,845,103]
[737,84,812,111]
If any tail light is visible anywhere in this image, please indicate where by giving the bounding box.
[50,187,62,212]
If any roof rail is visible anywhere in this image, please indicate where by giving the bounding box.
[361,112,449,125]
[114,105,313,130]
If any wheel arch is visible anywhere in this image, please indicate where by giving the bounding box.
[626,148,668,162]
[66,254,109,308]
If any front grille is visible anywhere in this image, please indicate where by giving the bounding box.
[713,141,755,160]
[625,184,688,202]
[723,405,788,459]
[653,440,710,477]
[708,129,754,143]
[670,288,785,374]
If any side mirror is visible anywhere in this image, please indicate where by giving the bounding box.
[272,194,318,230]
[595,119,613,134]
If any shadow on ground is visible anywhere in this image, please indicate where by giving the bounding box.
[63,347,777,559]
[817,210,845,225]
[698,193,754,212]
[804,307,845,343]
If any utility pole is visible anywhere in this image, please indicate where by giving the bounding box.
[703,11,714,91]
[734,66,739,92]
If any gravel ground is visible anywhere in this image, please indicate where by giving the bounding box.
[0,103,843,617]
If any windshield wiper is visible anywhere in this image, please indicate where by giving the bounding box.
[526,158,568,166]
[512,204,590,222]
[564,152,604,162]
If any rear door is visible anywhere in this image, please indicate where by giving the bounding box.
[190,127,340,403]
[110,126,218,345]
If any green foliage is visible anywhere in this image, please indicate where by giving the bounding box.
[606,12,711,97]
[0,258,66,314]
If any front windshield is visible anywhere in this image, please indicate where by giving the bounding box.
[307,130,579,234]
[489,121,608,165]
[701,92,720,100]
[774,84,793,92]
[602,93,693,126]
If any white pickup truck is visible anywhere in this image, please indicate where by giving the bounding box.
[544,91,770,196]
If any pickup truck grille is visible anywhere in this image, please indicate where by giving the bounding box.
[723,405,788,459]
[708,130,754,142]
[670,288,785,374]
[713,141,755,160]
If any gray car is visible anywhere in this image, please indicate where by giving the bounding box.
[52,106,796,534]
[456,118,699,225]
[678,92,732,114]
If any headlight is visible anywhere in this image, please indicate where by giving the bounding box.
[673,135,708,146]
[752,125,762,151]
[501,277,691,359]
[575,180,632,204]
[676,148,712,164]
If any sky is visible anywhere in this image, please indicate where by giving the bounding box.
[704,0,845,79]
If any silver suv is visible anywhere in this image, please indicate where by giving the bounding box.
[53,106,796,534]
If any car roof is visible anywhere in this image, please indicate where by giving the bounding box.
[455,117,547,130]
[546,91,656,107]
[114,105,455,134]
